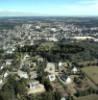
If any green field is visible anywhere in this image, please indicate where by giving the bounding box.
[75,94,98,100]
[82,66,98,84]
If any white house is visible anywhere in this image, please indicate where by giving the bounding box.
[35,26,41,30]
[45,62,55,74]
[29,71,38,79]
[5,60,12,66]
[17,70,28,79]
[28,81,45,95]
[50,28,57,32]
[48,74,56,82]
[65,76,72,85]
[24,54,30,60]
[0,65,4,70]
[58,62,63,67]
[4,72,9,78]
[58,62,68,72]
[72,67,78,74]
[61,97,66,100]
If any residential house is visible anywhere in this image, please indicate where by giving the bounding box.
[27,80,45,95]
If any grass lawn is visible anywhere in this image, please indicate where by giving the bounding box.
[75,94,98,100]
[82,66,98,85]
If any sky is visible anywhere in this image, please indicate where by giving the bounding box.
[0,0,98,16]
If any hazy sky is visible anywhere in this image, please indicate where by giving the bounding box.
[0,0,98,16]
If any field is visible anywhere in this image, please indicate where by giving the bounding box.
[75,94,98,100]
[82,66,98,85]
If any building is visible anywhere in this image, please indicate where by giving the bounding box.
[58,62,68,72]
[0,65,4,70]
[61,97,66,100]
[3,72,9,78]
[45,62,55,74]
[48,74,56,82]
[17,70,28,79]
[5,60,12,66]
[27,81,45,95]
[29,71,38,79]
[65,76,72,85]
[72,67,78,74]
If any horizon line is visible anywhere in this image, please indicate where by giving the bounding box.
[0,15,98,18]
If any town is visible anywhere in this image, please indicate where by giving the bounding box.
[0,17,98,100]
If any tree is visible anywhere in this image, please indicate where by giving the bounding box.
[15,78,27,95]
